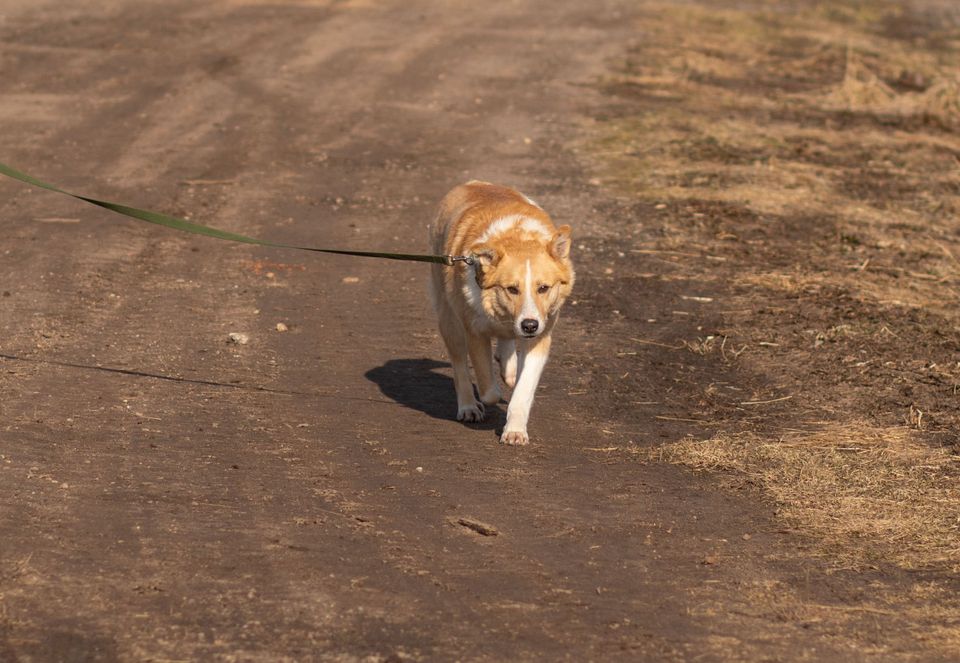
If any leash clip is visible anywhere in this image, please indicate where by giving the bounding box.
[446,254,476,266]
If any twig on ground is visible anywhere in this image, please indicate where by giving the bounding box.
[740,395,794,406]
[631,337,684,350]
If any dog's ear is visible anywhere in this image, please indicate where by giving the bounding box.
[471,243,501,268]
[470,243,500,287]
[550,225,572,260]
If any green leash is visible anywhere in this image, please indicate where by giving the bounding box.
[0,161,471,266]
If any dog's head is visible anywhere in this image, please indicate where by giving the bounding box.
[470,225,575,338]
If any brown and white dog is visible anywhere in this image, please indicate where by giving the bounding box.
[429,181,575,445]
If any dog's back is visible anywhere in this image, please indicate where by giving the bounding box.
[429,180,554,310]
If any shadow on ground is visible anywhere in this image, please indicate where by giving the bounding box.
[365,357,504,431]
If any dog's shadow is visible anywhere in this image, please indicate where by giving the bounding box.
[365,358,503,431]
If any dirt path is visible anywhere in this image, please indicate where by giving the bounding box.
[1,1,957,661]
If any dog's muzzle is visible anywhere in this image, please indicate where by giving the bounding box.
[520,318,539,336]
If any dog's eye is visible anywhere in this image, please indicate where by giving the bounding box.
[537,284,550,294]
[506,286,520,295]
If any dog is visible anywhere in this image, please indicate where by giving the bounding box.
[429,181,575,445]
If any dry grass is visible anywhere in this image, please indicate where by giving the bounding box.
[656,423,960,658]
[825,47,960,127]
[582,1,960,653]
[658,423,960,571]
[584,0,960,319]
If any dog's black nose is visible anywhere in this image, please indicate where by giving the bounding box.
[521,318,539,335]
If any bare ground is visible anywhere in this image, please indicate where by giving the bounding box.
[0,1,958,661]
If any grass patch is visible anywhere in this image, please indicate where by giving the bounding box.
[581,0,960,652]
[658,424,960,571]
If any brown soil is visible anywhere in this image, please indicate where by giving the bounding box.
[1,1,958,661]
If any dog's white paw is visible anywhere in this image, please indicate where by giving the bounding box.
[501,370,517,389]
[499,429,529,446]
[457,402,485,423]
[480,384,502,406]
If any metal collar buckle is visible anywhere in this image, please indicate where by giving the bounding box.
[446,254,476,266]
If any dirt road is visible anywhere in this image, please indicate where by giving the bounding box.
[1,1,958,661]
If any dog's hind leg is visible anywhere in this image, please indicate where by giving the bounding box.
[437,305,485,423]
[495,338,518,388]
[468,332,501,405]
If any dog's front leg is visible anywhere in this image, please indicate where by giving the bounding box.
[495,338,518,388]
[467,331,501,406]
[500,333,551,446]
